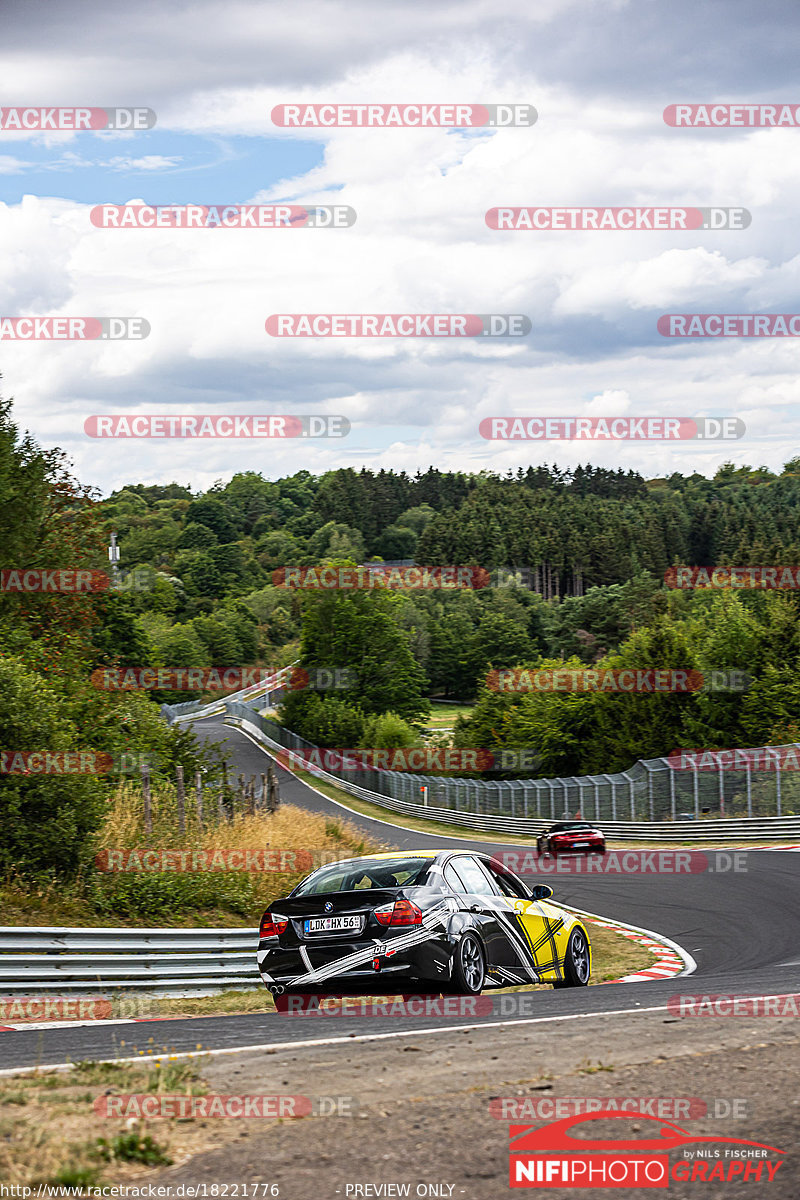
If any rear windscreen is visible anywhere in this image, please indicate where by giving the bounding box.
[292,856,433,895]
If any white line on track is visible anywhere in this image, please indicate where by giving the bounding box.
[0,1002,674,1078]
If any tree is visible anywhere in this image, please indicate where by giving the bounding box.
[374,524,417,560]
[283,566,429,727]
[0,657,105,877]
[184,498,238,543]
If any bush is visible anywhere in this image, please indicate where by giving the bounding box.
[0,657,105,877]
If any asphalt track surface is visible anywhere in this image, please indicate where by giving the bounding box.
[3,713,800,1072]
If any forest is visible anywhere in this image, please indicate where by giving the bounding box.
[3,393,800,877]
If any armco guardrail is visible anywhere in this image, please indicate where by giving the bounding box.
[223,707,800,841]
[0,927,260,994]
[161,664,297,725]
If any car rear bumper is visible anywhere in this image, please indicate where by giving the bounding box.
[257,934,451,992]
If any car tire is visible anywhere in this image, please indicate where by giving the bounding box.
[536,838,545,855]
[552,927,591,988]
[450,932,486,994]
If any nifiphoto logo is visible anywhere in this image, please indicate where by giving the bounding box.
[508,1111,785,1188]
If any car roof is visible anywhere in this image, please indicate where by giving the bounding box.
[312,849,484,869]
[356,850,440,860]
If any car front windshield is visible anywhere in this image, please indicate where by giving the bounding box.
[292,856,433,895]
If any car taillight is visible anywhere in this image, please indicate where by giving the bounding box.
[259,911,288,938]
[374,899,423,926]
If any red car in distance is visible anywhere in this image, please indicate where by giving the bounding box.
[536,820,606,857]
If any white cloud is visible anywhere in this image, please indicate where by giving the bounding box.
[0,0,798,492]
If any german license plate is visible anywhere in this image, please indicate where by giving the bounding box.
[304,915,362,934]
[573,841,589,848]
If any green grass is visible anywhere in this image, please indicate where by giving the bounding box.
[424,703,474,730]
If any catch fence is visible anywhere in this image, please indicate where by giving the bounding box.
[224,707,800,826]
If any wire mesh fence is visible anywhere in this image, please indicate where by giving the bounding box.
[225,706,799,823]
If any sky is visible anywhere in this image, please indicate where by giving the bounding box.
[1,0,799,495]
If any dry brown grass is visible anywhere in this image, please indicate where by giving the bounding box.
[0,1056,210,1188]
[92,784,384,914]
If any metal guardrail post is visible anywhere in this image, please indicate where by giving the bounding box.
[669,762,676,822]
[606,774,617,821]
[693,765,700,821]
[746,761,753,817]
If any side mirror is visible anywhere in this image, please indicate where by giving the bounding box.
[530,884,553,901]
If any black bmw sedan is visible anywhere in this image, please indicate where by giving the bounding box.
[257,848,591,996]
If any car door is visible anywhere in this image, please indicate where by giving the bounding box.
[483,860,571,982]
[443,854,523,979]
